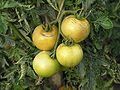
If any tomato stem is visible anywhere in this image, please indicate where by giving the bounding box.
[77,8,84,19]
[50,0,65,25]
[44,15,51,32]
[51,21,61,58]
[44,24,50,32]
[50,1,80,58]
[56,0,65,19]
[50,0,65,58]
[50,10,79,25]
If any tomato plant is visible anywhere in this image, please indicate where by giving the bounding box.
[56,43,83,67]
[61,15,90,42]
[0,0,120,90]
[32,25,58,50]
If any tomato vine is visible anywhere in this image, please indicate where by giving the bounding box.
[0,0,120,90]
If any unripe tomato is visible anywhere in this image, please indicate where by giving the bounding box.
[56,43,83,67]
[33,51,61,77]
[32,25,58,50]
[61,15,90,42]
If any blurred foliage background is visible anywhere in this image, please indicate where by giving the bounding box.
[0,0,120,90]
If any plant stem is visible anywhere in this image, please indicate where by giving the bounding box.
[56,0,65,20]
[50,0,80,57]
[77,8,84,19]
[51,9,79,57]
[51,0,65,58]
[114,0,120,12]
[50,0,65,25]
[50,9,79,25]
[44,15,51,32]
[62,10,80,17]
[47,0,59,11]
[52,21,61,58]
[8,22,34,49]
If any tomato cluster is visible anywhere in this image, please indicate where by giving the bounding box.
[32,15,90,77]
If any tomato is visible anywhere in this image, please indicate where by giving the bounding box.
[56,43,83,67]
[58,85,73,90]
[61,15,90,42]
[32,25,58,50]
[33,51,61,77]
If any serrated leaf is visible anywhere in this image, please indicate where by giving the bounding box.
[26,65,37,79]
[9,47,26,60]
[47,6,56,20]
[30,11,41,26]
[19,30,31,42]
[20,12,31,34]
[100,19,113,29]
[96,16,113,29]
[0,0,19,9]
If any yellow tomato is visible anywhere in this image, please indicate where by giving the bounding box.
[56,43,83,67]
[61,15,90,42]
[32,25,58,50]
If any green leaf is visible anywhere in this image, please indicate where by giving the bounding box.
[2,69,16,78]
[5,83,12,90]
[94,40,102,50]
[0,34,5,47]
[96,16,113,29]
[79,78,88,88]
[64,0,73,7]
[88,70,96,90]
[26,65,37,79]
[94,23,100,32]
[103,79,114,89]
[75,0,82,5]
[0,15,8,33]
[13,83,23,90]
[30,11,41,26]
[83,0,96,10]
[79,62,86,79]
[0,0,19,9]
